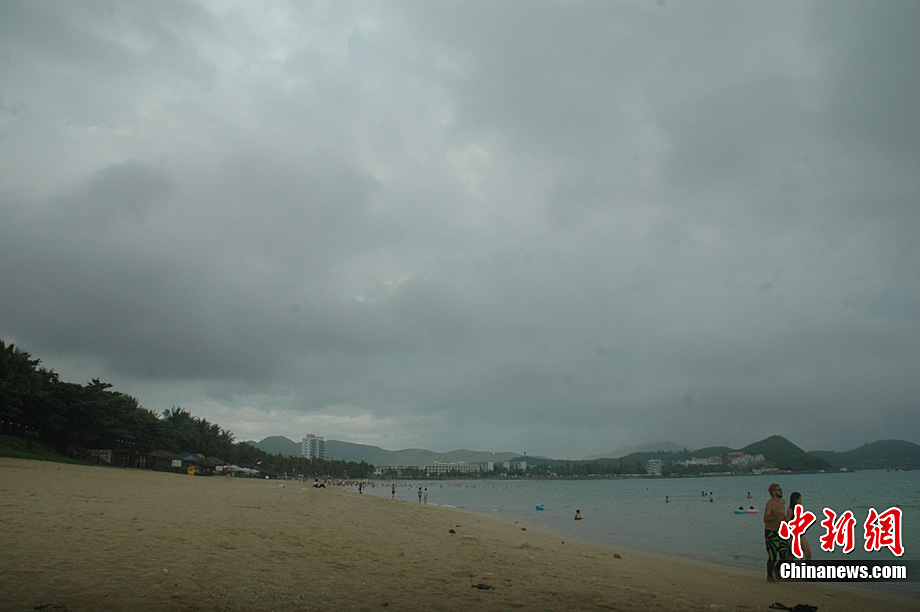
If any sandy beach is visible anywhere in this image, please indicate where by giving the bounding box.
[0,458,915,612]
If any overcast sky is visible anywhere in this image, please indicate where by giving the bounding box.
[2,1,918,459]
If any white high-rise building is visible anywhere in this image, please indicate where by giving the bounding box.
[302,434,325,460]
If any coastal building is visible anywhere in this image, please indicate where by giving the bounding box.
[503,460,527,472]
[372,465,412,476]
[302,434,325,460]
[673,453,765,470]
[728,453,765,467]
[690,456,722,466]
[423,462,482,476]
[646,459,662,475]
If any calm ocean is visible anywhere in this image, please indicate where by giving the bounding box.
[364,471,918,596]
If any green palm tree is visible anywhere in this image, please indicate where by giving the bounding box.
[1,340,55,433]
[162,406,200,452]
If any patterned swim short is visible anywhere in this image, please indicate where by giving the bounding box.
[765,529,791,562]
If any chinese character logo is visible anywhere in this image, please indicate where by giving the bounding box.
[779,504,816,559]
[864,507,903,556]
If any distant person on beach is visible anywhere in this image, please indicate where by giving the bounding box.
[764,483,791,581]
[787,491,812,561]
[392,483,396,499]
[574,509,582,520]
[424,488,429,504]
[418,487,423,503]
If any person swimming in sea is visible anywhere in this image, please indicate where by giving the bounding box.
[574,509,582,520]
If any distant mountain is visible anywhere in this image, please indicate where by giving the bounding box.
[572,435,828,472]
[248,436,520,466]
[688,446,735,458]
[741,435,828,471]
[246,436,301,456]
[330,440,522,466]
[582,441,689,460]
[811,440,920,470]
[247,434,916,471]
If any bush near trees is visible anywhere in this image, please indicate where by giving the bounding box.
[0,339,372,478]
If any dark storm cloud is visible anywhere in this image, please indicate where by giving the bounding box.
[1,1,917,457]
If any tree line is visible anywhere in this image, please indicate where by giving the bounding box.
[0,339,372,477]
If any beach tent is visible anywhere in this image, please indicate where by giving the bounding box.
[180,454,223,475]
[207,456,229,474]
[229,465,261,477]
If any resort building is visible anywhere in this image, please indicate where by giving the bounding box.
[646,459,662,475]
[728,452,765,467]
[690,456,722,466]
[302,434,325,460]
[423,462,482,476]
[673,453,765,470]
[372,465,412,476]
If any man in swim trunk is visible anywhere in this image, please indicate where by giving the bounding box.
[764,482,791,581]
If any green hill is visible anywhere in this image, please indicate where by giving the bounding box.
[326,440,520,466]
[527,435,830,474]
[247,434,920,473]
[687,446,735,458]
[741,435,828,471]
[811,440,920,470]
[247,435,301,456]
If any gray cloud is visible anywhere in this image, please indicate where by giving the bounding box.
[1,0,917,458]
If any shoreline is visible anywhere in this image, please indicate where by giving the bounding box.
[421,496,917,603]
[366,469,858,482]
[372,474,917,593]
[1,458,916,611]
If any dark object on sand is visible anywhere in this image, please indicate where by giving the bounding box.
[770,603,817,612]
[472,583,495,590]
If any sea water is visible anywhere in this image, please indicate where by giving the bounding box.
[366,470,919,596]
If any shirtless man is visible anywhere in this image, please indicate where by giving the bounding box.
[763,483,790,581]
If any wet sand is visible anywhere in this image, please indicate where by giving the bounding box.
[0,458,915,611]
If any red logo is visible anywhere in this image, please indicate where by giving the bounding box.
[781,507,904,558]
[779,504,816,559]
[864,507,904,556]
